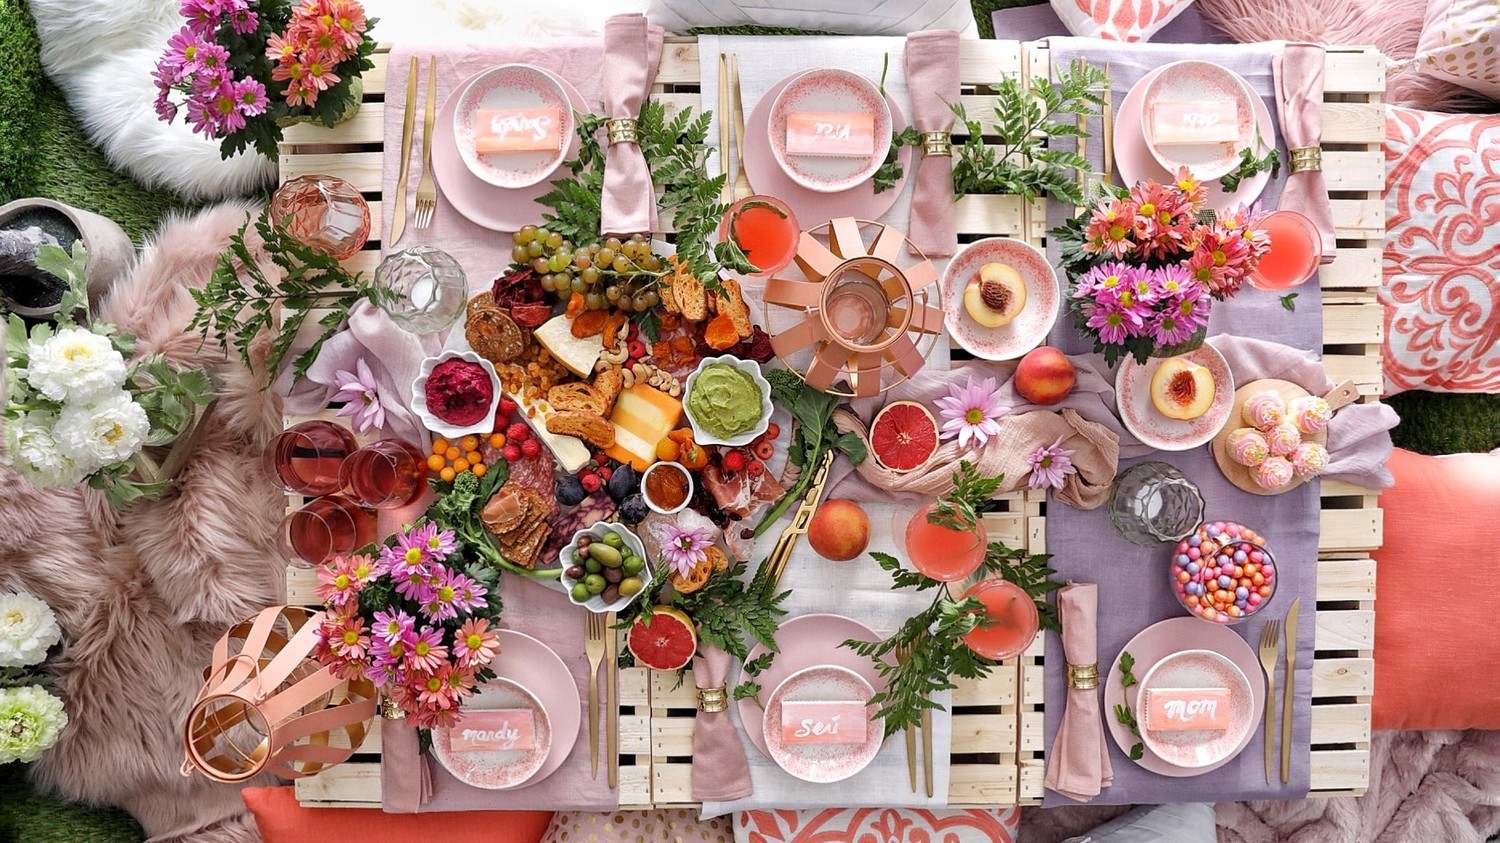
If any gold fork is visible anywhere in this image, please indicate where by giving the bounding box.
[1257,618,1282,784]
[895,641,919,792]
[729,54,754,201]
[584,612,607,779]
[413,55,438,230]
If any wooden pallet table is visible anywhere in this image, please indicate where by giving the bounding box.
[279,36,1384,809]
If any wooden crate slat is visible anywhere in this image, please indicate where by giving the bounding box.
[1322,301,1384,346]
[1310,704,1373,744]
[1318,509,1383,553]
[282,151,384,193]
[1309,749,1371,790]
[1315,610,1376,651]
[1313,558,1377,601]
[1312,658,1375,697]
[282,102,386,145]
[1319,247,1382,290]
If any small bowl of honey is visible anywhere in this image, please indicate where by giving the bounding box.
[642,461,693,515]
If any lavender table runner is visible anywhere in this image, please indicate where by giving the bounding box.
[1040,40,1319,805]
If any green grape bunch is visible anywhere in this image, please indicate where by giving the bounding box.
[510,225,667,312]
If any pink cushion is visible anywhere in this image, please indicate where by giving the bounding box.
[241,787,552,843]
[1050,0,1195,41]
[1415,0,1500,100]
[736,808,1019,842]
[1381,106,1500,394]
[541,810,731,843]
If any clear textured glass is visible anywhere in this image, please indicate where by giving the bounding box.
[1108,461,1206,546]
[268,174,371,261]
[372,246,467,335]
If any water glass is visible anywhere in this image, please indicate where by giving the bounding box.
[268,174,370,261]
[372,246,467,334]
[1108,461,1205,546]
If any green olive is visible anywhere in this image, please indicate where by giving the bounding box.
[589,543,623,567]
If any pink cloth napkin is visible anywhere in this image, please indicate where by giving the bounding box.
[600,14,665,237]
[690,646,753,802]
[1273,43,1337,263]
[1043,582,1113,802]
[903,29,960,257]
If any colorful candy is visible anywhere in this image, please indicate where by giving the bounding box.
[1171,521,1277,624]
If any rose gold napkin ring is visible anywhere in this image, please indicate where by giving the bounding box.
[921,131,953,158]
[1067,662,1099,690]
[697,684,728,713]
[607,118,640,146]
[1289,147,1322,173]
[381,696,407,720]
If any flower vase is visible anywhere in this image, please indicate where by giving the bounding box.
[1150,327,1208,358]
[275,76,363,129]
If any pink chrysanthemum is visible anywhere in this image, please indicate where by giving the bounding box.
[454,618,500,668]
[448,573,488,614]
[1172,167,1206,210]
[327,615,370,661]
[420,569,464,623]
[408,522,458,562]
[1027,435,1078,491]
[661,525,711,578]
[934,374,1010,450]
[405,626,449,673]
[1084,298,1145,345]
[315,555,364,608]
[1083,198,1138,259]
[410,666,459,711]
[372,609,415,646]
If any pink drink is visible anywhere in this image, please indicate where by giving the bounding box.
[340,439,426,509]
[282,495,376,568]
[960,579,1040,661]
[263,420,357,496]
[1250,210,1321,291]
[905,502,987,583]
[719,195,800,276]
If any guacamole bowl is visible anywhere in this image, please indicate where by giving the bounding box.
[683,356,773,447]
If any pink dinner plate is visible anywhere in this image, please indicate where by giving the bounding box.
[744,76,910,224]
[738,613,884,760]
[1140,61,1257,182]
[1114,65,1273,211]
[430,675,552,789]
[453,64,574,189]
[432,68,585,232]
[1103,618,1265,777]
[763,665,882,783]
[768,68,893,193]
[940,237,1060,361]
[1137,649,1254,768]
[1115,342,1235,452]
[432,629,580,788]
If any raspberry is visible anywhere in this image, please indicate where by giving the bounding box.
[501,443,522,462]
[627,339,647,359]
[581,473,602,492]
[594,452,610,465]
[498,395,518,418]
[598,466,613,482]
[722,450,747,472]
[521,439,541,458]
[753,440,775,460]
[506,423,530,442]
[747,460,765,477]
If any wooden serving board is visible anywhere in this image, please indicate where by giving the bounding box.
[1212,378,1328,496]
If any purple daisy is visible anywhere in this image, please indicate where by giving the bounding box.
[1027,435,1078,491]
[1084,298,1145,345]
[661,525,711,578]
[372,609,416,646]
[933,374,1010,450]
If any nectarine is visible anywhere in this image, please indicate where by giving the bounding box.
[807,499,870,562]
[1014,346,1076,405]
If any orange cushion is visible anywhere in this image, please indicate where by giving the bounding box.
[1371,448,1500,730]
[242,787,552,843]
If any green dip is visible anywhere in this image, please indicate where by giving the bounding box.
[688,363,762,439]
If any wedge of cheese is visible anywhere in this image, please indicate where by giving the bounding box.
[605,384,683,472]
[513,393,590,473]
[533,314,603,378]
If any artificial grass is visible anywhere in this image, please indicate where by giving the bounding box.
[0,762,144,843]
[1386,391,1500,455]
[0,0,42,204]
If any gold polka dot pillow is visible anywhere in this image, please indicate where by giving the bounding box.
[542,810,731,843]
[1415,0,1500,99]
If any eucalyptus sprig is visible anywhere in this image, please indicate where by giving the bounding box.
[1219,126,1281,193]
[927,459,1006,532]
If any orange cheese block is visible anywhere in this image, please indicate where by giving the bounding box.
[605,384,683,472]
[1143,687,1232,732]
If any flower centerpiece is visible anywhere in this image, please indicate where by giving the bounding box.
[0,591,67,765]
[153,0,377,161]
[4,244,215,508]
[1051,169,1271,365]
[312,523,504,728]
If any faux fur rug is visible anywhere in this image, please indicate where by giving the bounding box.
[1019,731,1500,842]
[0,202,287,842]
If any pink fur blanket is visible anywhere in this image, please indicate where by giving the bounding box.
[0,202,287,842]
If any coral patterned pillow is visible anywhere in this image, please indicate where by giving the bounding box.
[541,810,731,843]
[735,808,1019,843]
[1415,0,1500,100]
[1050,0,1195,41]
[1381,106,1500,394]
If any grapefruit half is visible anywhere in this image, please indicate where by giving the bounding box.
[870,400,938,473]
[627,605,698,671]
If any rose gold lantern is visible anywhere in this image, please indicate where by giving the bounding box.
[181,606,376,783]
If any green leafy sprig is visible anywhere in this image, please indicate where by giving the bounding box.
[948,59,1107,207]
[752,368,868,538]
[1113,650,1144,760]
[189,209,375,386]
[873,127,922,194]
[927,459,1006,532]
[1280,293,1299,312]
[1219,128,1281,193]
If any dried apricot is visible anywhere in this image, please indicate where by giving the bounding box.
[565,291,586,320]
[601,312,627,350]
[570,309,609,339]
[704,312,740,351]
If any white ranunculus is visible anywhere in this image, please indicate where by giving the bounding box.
[25,327,128,405]
[5,410,86,488]
[0,592,62,668]
[53,391,149,472]
[0,685,67,764]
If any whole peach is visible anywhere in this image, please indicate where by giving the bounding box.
[1015,346,1076,405]
[807,499,871,562]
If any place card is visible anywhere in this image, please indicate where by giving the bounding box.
[1150,101,1240,145]
[1144,687,1231,732]
[785,112,876,157]
[474,108,561,154]
[781,700,867,745]
[451,709,536,752]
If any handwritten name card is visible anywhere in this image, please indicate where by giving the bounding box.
[475,108,561,154]
[451,709,536,752]
[781,701,867,745]
[1144,687,1231,732]
[785,112,875,157]
[1150,101,1240,145]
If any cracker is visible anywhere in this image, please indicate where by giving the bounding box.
[466,307,525,363]
[545,410,617,449]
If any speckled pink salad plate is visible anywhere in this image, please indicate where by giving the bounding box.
[453,64,573,189]
[1139,61,1257,181]
[763,665,882,783]
[1115,64,1274,211]
[1138,649,1255,769]
[738,613,884,759]
[429,630,579,789]
[940,237,1060,361]
[433,68,585,231]
[1104,618,1265,777]
[744,76,910,223]
[768,68,892,193]
[1115,343,1235,452]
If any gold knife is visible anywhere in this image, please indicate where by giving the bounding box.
[717,53,733,204]
[760,449,836,594]
[1281,597,1300,784]
[388,56,418,246]
[606,611,620,789]
[1102,62,1114,185]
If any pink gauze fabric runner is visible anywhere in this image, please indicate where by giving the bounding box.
[903,29,960,257]
[1274,43,1338,262]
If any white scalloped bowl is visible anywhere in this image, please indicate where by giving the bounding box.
[682,356,773,447]
[410,350,504,439]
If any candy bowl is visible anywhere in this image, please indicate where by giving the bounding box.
[1170,521,1276,625]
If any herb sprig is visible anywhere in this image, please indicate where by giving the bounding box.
[1219,128,1281,193]
[1280,292,1299,312]
[873,127,922,194]
[927,460,1006,532]
[753,368,868,538]
[1113,650,1144,760]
